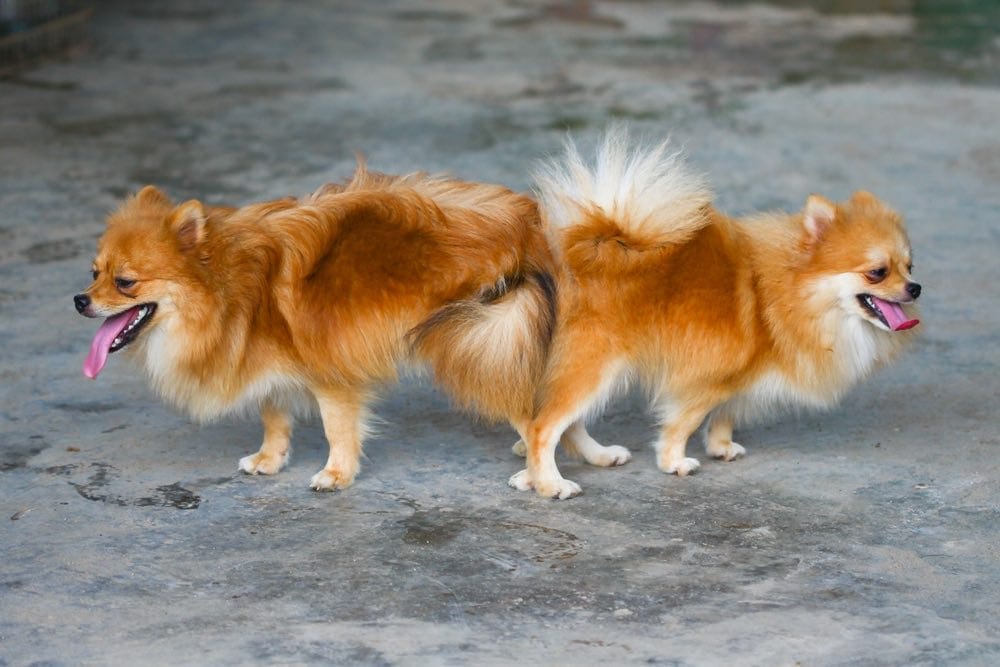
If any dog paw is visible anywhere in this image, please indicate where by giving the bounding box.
[309,468,356,492]
[586,444,632,468]
[238,451,288,476]
[660,457,701,477]
[539,478,582,499]
[511,439,527,457]
[706,440,746,462]
[507,469,581,499]
[508,469,533,491]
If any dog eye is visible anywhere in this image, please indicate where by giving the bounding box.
[866,267,888,282]
[91,269,99,281]
[115,277,136,290]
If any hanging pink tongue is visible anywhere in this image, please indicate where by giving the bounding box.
[871,296,919,331]
[82,308,138,379]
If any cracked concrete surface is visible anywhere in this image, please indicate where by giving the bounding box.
[1,1,998,664]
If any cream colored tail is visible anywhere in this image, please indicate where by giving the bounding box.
[408,272,555,423]
[535,126,714,254]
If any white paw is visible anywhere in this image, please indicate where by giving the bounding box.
[508,469,533,491]
[507,469,582,499]
[309,468,355,492]
[511,439,527,457]
[544,478,582,499]
[707,440,746,462]
[238,451,288,476]
[662,457,701,477]
[586,444,632,468]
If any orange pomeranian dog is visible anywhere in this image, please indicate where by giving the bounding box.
[509,129,921,498]
[73,163,627,490]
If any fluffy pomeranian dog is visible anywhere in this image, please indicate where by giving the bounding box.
[509,129,921,498]
[74,164,626,490]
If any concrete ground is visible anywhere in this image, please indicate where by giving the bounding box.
[1,1,998,664]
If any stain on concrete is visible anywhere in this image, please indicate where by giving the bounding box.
[68,463,201,509]
[193,476,234,487]
[21,239,85,263]
[134,483,202,510]
[252,639,393,666]
[68,462,120,503]
[400,508,465,545]
[0,437,48,471]
[1,76,79,91]
[50,401,124,413]
[42,111,179,138]
[497,3,625,29]
[44,464,79,476]
[393,9,469,23]
[208,77,349,102]
[126,7,222,21]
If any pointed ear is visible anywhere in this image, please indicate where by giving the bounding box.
[136,185,171,206]
[171,200,207,253]
[850,190,877,205]
[803,194,836,243]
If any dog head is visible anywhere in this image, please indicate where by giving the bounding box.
[74,186,213,379]
[800,190,921,334]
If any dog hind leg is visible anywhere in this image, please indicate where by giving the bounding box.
[704,410,746,462]
[509,420,630,468]
[309,387,371,492]
[560,420,631,467]
[510,351,627,499]
[656,396,724,477]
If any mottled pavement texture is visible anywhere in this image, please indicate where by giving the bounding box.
[1,1,998,665]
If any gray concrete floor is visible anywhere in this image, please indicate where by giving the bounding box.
[2,1,998,665]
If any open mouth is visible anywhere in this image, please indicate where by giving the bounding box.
[108,303,156,352]
[857,294,918,332]
[83,303,157,379]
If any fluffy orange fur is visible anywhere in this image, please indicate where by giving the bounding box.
[509,130,921,498]
[76,135,921,498]
[76,164,625,490]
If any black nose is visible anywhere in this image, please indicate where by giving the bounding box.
[906,282,922,300]
[74,294,90,314]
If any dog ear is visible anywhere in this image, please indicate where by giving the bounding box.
[135,185,171,206]
[803,194,836,243]
[850,190,879,207]
[171,200,207,252]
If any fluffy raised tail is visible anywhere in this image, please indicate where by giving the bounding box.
[535,127,713,271]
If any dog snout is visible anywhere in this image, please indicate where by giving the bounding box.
[906,282,922,300]
[74,293,91,315]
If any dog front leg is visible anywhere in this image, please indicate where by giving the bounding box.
[309,387,370,492]
[238,402,293,475]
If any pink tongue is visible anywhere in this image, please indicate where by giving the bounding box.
[83,308,138,379]
[872,296,919,331]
